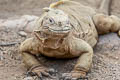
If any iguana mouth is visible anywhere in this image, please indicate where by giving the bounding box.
[49,28,71,33]
[34,29,68,39]
[43,26,71,33]
[48,26,71,33]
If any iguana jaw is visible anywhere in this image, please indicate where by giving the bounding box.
[34,30,69,39]
[48,27,71,34]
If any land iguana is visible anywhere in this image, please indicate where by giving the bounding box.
[20,0,120,79]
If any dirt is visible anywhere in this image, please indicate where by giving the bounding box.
[0,0,120,80]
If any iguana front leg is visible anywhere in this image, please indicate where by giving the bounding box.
[20,37,55,78]
[62,37,93,79]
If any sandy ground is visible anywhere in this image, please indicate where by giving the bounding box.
[0,0,120,80]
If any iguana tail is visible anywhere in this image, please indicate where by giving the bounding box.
[98,0,112,15]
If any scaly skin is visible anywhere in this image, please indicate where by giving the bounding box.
[20,0,120,79]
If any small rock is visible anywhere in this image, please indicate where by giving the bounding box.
[0,61,4,66]
[18,31,27,37]
[118,31,120,36]
[23,77,33,80]
[114,46,119,50]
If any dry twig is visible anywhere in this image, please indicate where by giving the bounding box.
[0,42,20,46]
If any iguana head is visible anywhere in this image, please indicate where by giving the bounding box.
[36,8,72,38]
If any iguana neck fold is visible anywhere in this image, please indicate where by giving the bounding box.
[34,31,65,49]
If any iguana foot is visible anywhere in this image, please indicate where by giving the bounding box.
[27,65,56,79]
[61,71,86,80]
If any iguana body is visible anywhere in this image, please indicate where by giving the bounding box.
[20,0,120,79]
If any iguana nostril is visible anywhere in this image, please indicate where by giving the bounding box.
[58,22,62,27]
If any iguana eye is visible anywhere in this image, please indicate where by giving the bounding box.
[49,18,55,24]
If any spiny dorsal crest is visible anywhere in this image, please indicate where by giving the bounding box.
[50,0,70,8]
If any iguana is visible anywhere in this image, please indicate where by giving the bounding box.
[20,0,120,79]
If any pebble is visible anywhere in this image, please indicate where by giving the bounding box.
[0,61,4,66]
[18,31,27,37]
[114,46,119,50]
[23,77,33,80]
